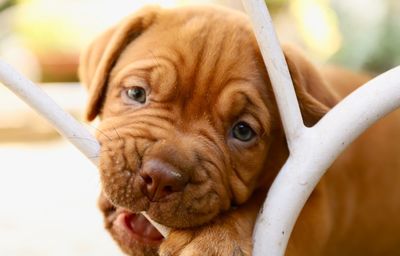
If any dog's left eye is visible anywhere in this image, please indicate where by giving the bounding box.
[232,122,256,142]
[125,87,146,104]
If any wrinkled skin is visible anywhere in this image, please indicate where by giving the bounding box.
[79,5,334,255]
[80,5,400,256]
[81,6,290,255]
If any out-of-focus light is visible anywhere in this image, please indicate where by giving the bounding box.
[0,37,41,81]
[11,0,200,53]
[290,0,342,60]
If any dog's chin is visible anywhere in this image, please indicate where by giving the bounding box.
[104,207,163,256]
[145,201,220,229]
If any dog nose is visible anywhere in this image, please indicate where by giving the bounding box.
[140,160,188,201]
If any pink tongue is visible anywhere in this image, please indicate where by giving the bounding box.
[128,214,163,241]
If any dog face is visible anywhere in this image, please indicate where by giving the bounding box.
[80,5,337,255]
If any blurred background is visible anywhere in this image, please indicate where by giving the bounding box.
[0,0,399,255]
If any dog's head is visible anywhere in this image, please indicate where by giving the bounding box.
[80,5,337,255]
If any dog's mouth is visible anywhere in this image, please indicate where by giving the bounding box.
[104,203,164,251]
[114,211,164,244]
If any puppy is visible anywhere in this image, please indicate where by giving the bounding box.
[79,5,400,256]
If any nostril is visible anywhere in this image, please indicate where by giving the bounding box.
[163,185,173,194]
[143,175,153,185]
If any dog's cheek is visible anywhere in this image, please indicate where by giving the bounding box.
[229,175,251,204]
[229,142,269,204]
[187,181,230,220]
[192,152,232,216]
[98,139,138,208]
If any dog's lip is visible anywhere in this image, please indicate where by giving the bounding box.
[112,210,164,246]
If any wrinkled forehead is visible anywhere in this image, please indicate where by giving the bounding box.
[110,8,268,118]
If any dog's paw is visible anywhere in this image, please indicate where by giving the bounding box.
[159,225,252,256]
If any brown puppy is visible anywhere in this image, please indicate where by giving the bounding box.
[79,5,400,256]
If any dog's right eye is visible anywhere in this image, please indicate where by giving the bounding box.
[124,87,146,104]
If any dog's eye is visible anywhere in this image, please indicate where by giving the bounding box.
[232,122,256,142]
[125,87,146,104]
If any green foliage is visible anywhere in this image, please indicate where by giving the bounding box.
[328,0,400,73]
[265,0,288,12]
[0,0,17,12]
[364,14,400,73]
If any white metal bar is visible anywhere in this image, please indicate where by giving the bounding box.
[0,60,100,164]
[242,0,305,150]
[252,66,400,256]
[0,59,170,238]
[314,66,400,153]
[241,1,400,255]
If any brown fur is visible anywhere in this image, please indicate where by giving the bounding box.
[80,5,400,256]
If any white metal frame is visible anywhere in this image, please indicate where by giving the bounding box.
[242,1,400,255]
[1,0,400,254]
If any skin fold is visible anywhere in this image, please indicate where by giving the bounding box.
[79,5,400,256]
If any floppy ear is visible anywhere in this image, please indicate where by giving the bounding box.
[78,6,160,121]
[283,45,339,126]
